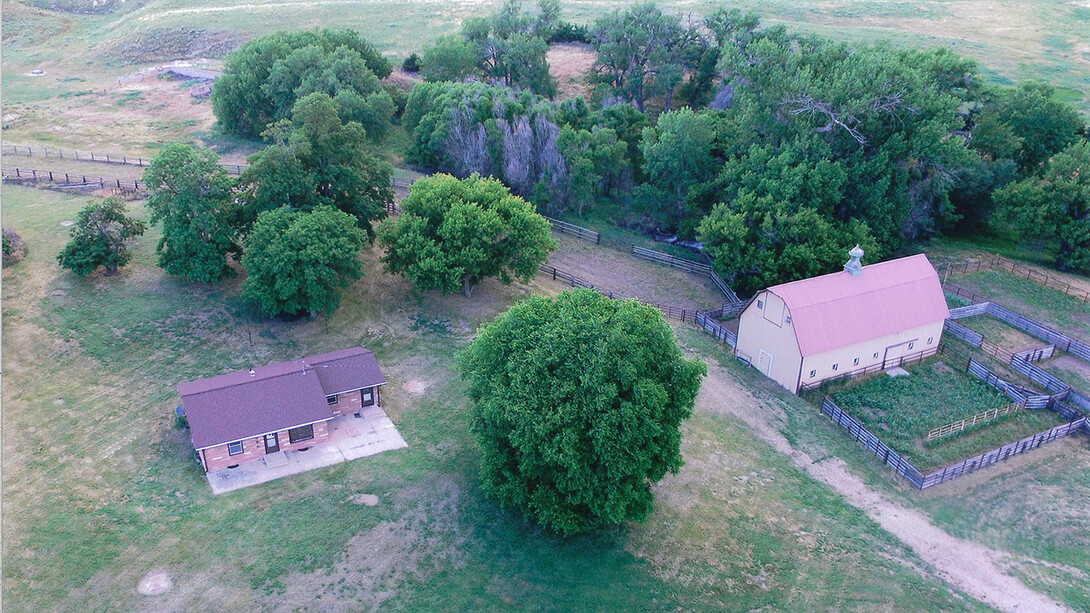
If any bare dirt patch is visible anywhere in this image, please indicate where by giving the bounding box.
[545,233,724,311]
[695,362,1074,613]
[137,571,173,596]
[547,43,596,101]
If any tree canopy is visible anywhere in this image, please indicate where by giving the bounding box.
[143,143,239,282]
[377,173,555,297]
[56,198,146,276]
[242,206,366,317]
[995,141,1090,272]
[238,92,394,238]
[212,28,393,138]
[458,288,706,534]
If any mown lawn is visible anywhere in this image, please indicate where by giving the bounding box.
[828,359,1062,471]
[2,185,987,612]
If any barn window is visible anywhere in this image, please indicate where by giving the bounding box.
[908,342,914,350]
[873,352,879,359]
[832,363,839,371]
[785,316,792,324]
[288,424,314,443]
[757,300,764,309]
[853,358,859,365]
[326,394,338,405]
[928,337,934,344]
[227,441,244,456]
[809,370,816,378]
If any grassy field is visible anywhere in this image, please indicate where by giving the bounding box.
[2,0,1089,160]
[827,359,1063,471]
[3,184,1001,612]
[947,269,1090,340]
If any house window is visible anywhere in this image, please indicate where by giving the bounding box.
[853,357,859,366]
[832,363,839,371]
[810,370,816,378]
[873,352,879,359]
[288,424,314,444]
[928,337,934,344]
[227,441,244,456]
[326,394,338,405]
[757,300,764,309]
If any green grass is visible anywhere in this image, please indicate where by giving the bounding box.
[828,359,1061,470]
[949,270,1090,340]
[3,184,993,612]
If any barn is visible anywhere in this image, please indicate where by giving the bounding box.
[735,247,950,393]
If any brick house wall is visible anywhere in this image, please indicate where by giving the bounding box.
[326,386,380,417]
[201,420,332,472]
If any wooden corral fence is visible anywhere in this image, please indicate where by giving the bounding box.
[2,166,143,193]
[947,300,1090,365]
[926,401,1024,442]
[2,145,245,175]
[965,357,1053,408]
[694,310,737,347]
[821,396,1090,490]
[943,254,1090,303]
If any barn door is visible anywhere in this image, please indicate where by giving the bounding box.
[758,350,774,376]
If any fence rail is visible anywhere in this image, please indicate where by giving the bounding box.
[821,396,1089,490]
[943,254,1090,303]
[926,401,1024,442]
[2,166,143,192]
[694,310,737,347]
[2,144,246,175]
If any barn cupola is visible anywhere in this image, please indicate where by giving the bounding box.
[844,245,865,276]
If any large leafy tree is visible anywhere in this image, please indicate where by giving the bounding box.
[56,198,146,276]
[143,143,238,282]
[212,28,392,138]
[992,82,1084,174]
[994,141,1090,272]
[421,34,479,83]
[590,2,691,111]
[459,288,706,534]
[242,206,366,317]
[639,108,718,228]
[239,92,393,237]
[377,173,555,297]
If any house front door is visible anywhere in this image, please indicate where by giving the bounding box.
[264,433,280,454]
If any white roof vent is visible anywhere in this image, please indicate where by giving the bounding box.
[844,245,864,276]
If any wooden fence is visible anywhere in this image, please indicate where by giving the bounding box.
[821,396,1090,490]
[2,144,245,175]
[943,254,1090,303]
[926,401,1023,442]
[2,166,143,192]
[543,216,601,243]
[694,310,737,347]
[966,357,1052,407]
[536,263,703,324]
[943,319,983,345]
[946,300,1090,365]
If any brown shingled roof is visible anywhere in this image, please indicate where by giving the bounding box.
[178,347,386,450]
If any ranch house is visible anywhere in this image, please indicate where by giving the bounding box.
[735,247,950,393]
[178,347,387,473]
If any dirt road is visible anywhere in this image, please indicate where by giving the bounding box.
[696,364,1073,613]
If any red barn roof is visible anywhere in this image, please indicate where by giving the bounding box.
[767,254,949,357]
[178,347,386,450]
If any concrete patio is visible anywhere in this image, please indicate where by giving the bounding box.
[206,406,407,495]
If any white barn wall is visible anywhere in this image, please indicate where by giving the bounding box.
[736,290,805,392]
[798,320,946,388]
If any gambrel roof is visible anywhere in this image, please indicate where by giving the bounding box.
[766,254,950,357]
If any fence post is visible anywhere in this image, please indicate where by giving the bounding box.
[49,172,53,181]
[75,151,79,160]
[135,180,139,190]
[106,154,111,163]
[116,179,121,189]
[91,153,95,161]
[15,168,19,177]
[82,176,87,183]
[31,170,36,180]
[65,173,69,183]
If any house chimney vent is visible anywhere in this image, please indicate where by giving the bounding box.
[844,245,864,276]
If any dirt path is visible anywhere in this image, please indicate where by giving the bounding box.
[696,363,1073,613]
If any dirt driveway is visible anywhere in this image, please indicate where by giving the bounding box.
[696,362,1074,613]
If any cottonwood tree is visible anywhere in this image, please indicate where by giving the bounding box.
[240,92,393,237]
[143,143,239,282]
[590,3,690,111]
[57,198,146,276]
[242,206,366,317]
[421,34,479,83]
[994,141,1090,272]
[213,28,392,138]
[458,288,706,534]
[377,173,555,297]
